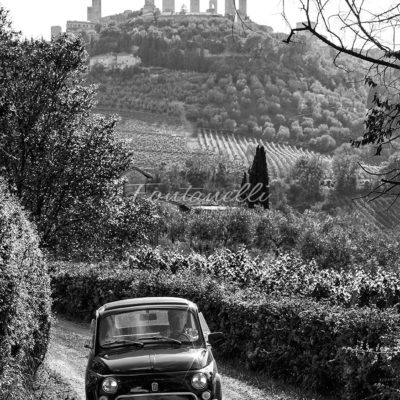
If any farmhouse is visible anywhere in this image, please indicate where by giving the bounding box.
[89,53,141,71]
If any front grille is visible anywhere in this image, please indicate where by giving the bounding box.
[116,394,198,400]
[117,373,191,395]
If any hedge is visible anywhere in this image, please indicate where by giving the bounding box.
[51,262,400,399]
[54,246,400,309]
[0,181,52,399]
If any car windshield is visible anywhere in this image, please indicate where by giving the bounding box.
[98,307,203,348]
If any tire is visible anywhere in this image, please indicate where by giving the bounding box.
[215,376,222,400]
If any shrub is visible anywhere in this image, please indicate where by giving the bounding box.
[224,208,255,248]
[0,180,52,398]
[51,196,161,261]
[187,211,227,252]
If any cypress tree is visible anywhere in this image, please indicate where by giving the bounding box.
[247,145,270,209]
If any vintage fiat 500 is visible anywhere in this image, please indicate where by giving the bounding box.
[85,297,224,400]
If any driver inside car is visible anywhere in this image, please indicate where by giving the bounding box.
[167,309,189,340]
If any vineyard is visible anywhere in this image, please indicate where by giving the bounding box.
[198,128,331,179]
[115,117,192,169]
[111,114,400,231]
[115,115,329,179]
[344,196,400,231]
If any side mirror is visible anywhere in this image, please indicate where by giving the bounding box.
[84,318,96,350]
[208,332,225,347]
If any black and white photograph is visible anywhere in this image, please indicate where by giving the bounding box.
[1,0,400,399]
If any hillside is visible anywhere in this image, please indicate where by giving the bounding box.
[86,13,378,156]
[87,11,400,230]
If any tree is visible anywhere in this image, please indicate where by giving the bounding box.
[282,0,400,197]
[0,9,135,252]
[246,145,270,209]
[332,152,360,196]
[240,171,249,202]
[286,155,325,211]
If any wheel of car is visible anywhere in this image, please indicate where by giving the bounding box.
[85,391,95,400]
[215,377,222,400]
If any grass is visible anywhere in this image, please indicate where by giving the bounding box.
[33,364,80,400]
[216,356,334,400]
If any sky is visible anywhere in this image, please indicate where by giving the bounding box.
[0,0,395,45]
[0,0,294,40]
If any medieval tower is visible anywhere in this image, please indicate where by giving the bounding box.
[51,26,62,39]
[238,0,247,17]
[190,0,200,13]
[87,0,102,23]
[208,0,218,13]
[225,0,235,16]
[163,0,175,12]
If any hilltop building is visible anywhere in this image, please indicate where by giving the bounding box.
[225,0,236,17]
[89,53,141,71]
[102,10,133,24]
[162,0,175,12]
[208,0,218,13]
[238,0,247,17]
[51,26,62,39]
[142,0,157,16]
[66,20,96,36]
[190,0,200,13]
[87,0,102,23]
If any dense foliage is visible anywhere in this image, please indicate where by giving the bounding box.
[0,180,51,399]
[157,204,400,270]
[51,257,400,399]
[52,196,161,261]
[0,8,164,260]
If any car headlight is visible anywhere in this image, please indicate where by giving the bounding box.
[102,377,118,394]
[191,372,208,390]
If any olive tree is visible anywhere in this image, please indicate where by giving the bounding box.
[0,8,156,258]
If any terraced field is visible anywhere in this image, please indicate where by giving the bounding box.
[198,128,331,179]
[338,196,400,232]
[115,117,193,169]
[197,129,383,180]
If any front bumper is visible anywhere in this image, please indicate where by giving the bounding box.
[115,394,198,400]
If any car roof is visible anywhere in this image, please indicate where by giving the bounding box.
[97,297,198,317]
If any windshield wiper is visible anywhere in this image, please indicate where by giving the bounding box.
[105,339,145,348]
[143,336,182,345]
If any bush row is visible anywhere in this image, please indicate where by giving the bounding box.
[159,204,400,271]
[97,246,400,309]
[51,262,400,399]
[0,180,52,399]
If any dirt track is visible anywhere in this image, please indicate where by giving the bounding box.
[46,317,285,400]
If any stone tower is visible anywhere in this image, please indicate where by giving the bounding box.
[87,0,102,23]
[208,0,218,13]
[225,0,235,16]
[51,26,62,39]
[143,0,157,15]
[163,0,175,12]
[238,0,247,17]
[190,0,200,13]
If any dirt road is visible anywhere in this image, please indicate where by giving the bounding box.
[46,317,294,400]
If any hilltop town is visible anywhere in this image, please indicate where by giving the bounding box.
[51,0,249,39]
